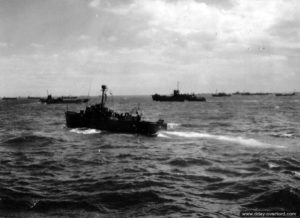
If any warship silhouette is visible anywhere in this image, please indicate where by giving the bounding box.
[65,85,167,136]
[212,92,231,97]
[40,95,89,104]
[275,92,296,96]
[152,83,206,102]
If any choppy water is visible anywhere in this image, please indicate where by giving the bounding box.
[0,95,300,217]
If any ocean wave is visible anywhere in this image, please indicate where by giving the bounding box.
[32,200,101,212]
[70,128,101,135]
[1,135,56,147]
[157,132,171,138]
[0,197,101,212]
[159,131,283,148]
[284,171,300,179]
[181,123,201,128]
[203,180,272,200]
[182,174,223,183]
[98,190,170,208]
[244,187,300,210]
[267,162,280,169]
[273,158,300,171]
[206,167,247,177]
[76,179,169,193]
[294,171,300,178]
[270,133,295,138]
[209,122,232,127]
[147,203,193,216]
[168,157,212,167]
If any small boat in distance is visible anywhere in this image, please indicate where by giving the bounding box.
[152,90,206,102]
[212,92,231,97]
[40,95,89,104]
[65,85,167,136]
[233,92,270,96]
[2,97,18,101]
[152,83,206,102]
[275,92,296,96]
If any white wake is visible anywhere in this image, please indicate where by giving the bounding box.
[167,123,181,129]
[158,131,284,148]
[70,128,101,135]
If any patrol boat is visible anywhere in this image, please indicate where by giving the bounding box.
[40,95,89,104]
[65,85,167,136]
[275,92,296,96]
[152,84,206,102]
[212,92,231,97]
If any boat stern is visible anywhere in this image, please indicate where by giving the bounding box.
[65,111,84,128]
[157,119,167,130]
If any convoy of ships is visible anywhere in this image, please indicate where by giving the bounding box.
[1,84,297,136]
[3,91,296,102]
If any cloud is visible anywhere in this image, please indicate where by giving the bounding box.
[88,0,134,9]
[194,0,234,9]
[0,0,300,96]
[0,42,7,47]
[163,0,234,9]
[78,35,90,41]
[269,16,300,43]
[30,43,44,48]
[88,0,100,8]
[0,0,94,54]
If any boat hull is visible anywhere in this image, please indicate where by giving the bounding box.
[65,111,165,136]
[152,95,185,101]
[211,91,232,97]
[152,95,206,102]
[275,93,295,96]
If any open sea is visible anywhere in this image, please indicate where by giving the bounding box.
[0,95,299,217]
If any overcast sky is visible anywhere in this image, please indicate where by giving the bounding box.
[0,0,299,96]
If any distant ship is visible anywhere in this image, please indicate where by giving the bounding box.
[233,92,270,96]
[212,92,231,97]
[40,95,89,104]
[2,97,17,101]
[65,85,167,136]
[27,96,41,99]
[275,92,296,96]
[152,84,206,102]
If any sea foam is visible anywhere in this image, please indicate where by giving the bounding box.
[167,123,181,129]
[157,132,171,138]
[268,162,280,169]
[70,128,101,135]
[159,131,284,148]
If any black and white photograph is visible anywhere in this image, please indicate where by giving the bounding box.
[0,0,299,217]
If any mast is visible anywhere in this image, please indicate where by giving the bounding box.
[173,81,180,95]
[101,85,107,108]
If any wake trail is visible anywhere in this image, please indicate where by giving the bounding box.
[70,128,101,135]
[158,131,284,148]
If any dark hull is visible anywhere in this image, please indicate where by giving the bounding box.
[152,95,206,102]
[65,111,164,136]
[212,94,231,97]
[233,92,270,96]
[275,93,295,96]
[2,97,17,101]
[152,95,185,102]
